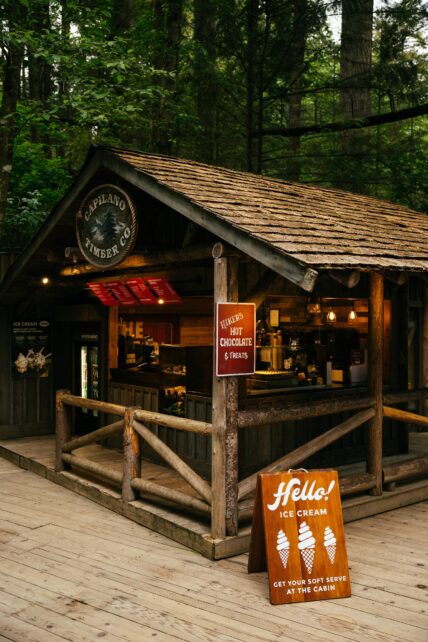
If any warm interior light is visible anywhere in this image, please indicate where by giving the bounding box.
[348,307,357,321]
[307,299,321,315]
[158,298,165,305]
[41,277,50,285]
[326,307,336,322]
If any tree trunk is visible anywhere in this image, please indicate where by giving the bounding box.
[339,0,373,189]
[0,5,27,233]
[151,0,184,155]
[112,0,137,32]
[287,0,307,182]
[28,1,51,104]
[340,0,373,120]
[28,0,52,146]
[246,0,258,172]
[194,0,217,164]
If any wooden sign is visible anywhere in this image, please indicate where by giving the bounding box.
[77,185,138,268]
[248,470,351,605]
[216,302,255,376]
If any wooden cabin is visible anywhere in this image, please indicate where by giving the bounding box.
[0,145,427,558]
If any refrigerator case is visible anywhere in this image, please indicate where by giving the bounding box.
[79,345,99,416]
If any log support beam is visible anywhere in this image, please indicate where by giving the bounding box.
[133,419,212,504]
[62,419,124,452]
[366,272,384,496]
[55,389,73,472]
[122,407,141,502]
[211,245,239,539]
[423,282,428,416]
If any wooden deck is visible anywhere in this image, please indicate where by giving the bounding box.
[0,434,428,561]
[0,455,427,641]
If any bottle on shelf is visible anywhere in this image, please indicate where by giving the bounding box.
[256,303,272,347]
[125,332,136,366]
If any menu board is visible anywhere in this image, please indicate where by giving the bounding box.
[105,280,138,306]
[12,320,52,377]
[87,277,181,306]
[248,470,351,605]
[125,278,158,304]
[87,282,118,306]
[144,276,182,304]
[216,302,255,376]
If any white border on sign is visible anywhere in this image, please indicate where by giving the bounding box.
[215,302,256,377]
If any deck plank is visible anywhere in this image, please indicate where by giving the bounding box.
[0,441,427,641]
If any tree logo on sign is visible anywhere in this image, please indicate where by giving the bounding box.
[77,184,138,268]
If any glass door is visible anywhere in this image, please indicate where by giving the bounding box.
[75,339,100,433]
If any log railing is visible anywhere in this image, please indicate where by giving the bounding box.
[55,390,213,518]
[56,388,428,539]
[238,407,376,501]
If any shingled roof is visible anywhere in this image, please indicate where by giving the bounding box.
[1,144,427,301]
[105,146,428,274]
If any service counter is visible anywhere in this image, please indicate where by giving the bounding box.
[103,292,399,478]
[107,368,403,480]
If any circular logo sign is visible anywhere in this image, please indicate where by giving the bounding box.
[77,185,138,268]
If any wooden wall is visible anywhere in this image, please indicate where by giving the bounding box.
[0,303,103,440]
[179,316,213,345]
[0,306,54,439]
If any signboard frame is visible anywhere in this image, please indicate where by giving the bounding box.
[77,184,138,269]
[248,470,351,605]
[215,302,256,377]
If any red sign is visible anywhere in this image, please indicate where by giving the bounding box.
[105,280,138,306]
[125,278,158,305]
[248,470,351,605]
[216,302,255,376]
[87,282,118,306]
[144,277,182,304]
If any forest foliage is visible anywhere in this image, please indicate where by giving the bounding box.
[0,0,427,249]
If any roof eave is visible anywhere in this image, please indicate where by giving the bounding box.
[0,150,103,298]
[101,151,318,293]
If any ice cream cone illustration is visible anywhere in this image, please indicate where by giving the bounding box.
[276,530,290,569]
[324,526,336,564]
[298,522,316,574]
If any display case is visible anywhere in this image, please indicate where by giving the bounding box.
[159,344,213,395]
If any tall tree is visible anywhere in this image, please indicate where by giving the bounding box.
[246,0,258,171]
[27,0,52,145]
[339,0,374,190]
[112,0,137,32]
[0,0,28,229]
[340,0,374,120]
[194,0,217,163]
[151,0,184,154]
[286,0,308,181]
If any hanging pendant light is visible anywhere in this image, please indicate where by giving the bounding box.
[348,306,357,321]
[326,307,336,322]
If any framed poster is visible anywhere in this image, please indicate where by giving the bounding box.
[248,470,351,605]
[12,320,52,377]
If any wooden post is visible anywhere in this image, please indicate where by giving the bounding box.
[122,407,141,502]
[55,389,73,472]
[211,243,239,539]
[108,306,118,370]
[366,272,384,495]
[423,282,428,417]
